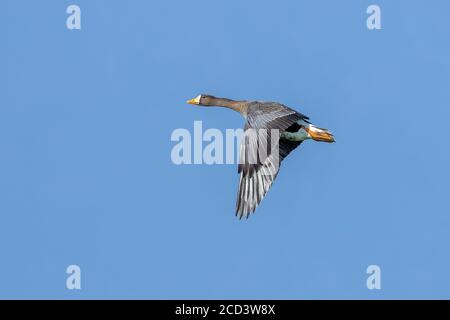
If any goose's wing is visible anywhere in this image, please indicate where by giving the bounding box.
[236,102,308,218]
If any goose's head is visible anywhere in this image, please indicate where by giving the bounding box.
[186,94,216,106]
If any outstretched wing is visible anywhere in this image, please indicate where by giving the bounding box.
[235,102,308,218]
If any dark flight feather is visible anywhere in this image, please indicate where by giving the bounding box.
[236,102,308,218]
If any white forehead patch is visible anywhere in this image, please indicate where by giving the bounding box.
[193,95,202,104]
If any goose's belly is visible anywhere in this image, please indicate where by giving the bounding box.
[281,128,310,142]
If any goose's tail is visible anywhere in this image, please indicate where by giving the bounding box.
[305,125,336,143]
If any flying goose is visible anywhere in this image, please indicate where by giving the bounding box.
[187,94,335,219]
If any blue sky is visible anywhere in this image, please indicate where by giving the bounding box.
[1,0,450,299]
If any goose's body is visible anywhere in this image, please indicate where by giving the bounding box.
[187,94,335,219]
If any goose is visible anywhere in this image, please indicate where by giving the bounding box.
[187,94,335,219]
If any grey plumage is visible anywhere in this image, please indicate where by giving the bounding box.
[236,102,308,218]
[186,94,334,219]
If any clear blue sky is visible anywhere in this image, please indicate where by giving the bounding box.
[1,0,450,299]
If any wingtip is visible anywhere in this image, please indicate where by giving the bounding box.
[235,209,250,220]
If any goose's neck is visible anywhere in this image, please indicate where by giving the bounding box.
[210,97,248,116]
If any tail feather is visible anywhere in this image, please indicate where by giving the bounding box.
[306,125,335,143]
